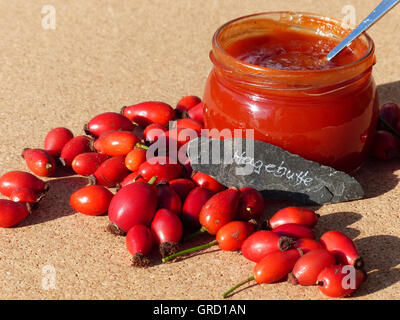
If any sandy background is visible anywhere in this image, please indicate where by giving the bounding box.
[0,0,399,300]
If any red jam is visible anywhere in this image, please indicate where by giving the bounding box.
[227,32,357,71]
[203,12,378,173]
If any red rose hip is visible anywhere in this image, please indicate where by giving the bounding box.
[70,185,114,216]
[241,230,294,263]
[9,187,38,204]
[0,199,31,228]
[44,127,74,157]
[71,152,109,176]
[317,265,366,298]
[237,187,265,221]
[22,148,56,177]
[92,156,130,188]
[199,187,240,235]
[272,224,315,239]
[191,172,226,193]
[0,171,48,198]
[94,131,139,156]
[269,207,319,229]
[122,101,175,127]
[126,224,155,267]
[60,136,92,167]
[320,231,363,268]
[151,208,183,257]
[108,180,158,234]
[289,248,336,286]
[157,183,182,215]
[84,112,134,137]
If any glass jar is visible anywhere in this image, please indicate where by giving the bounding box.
[203,12,378,173]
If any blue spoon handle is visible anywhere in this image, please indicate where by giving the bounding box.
[327,0,400,60]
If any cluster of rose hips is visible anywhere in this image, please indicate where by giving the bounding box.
[160,197,366,299]
[371,101,400,160]
[0,94,367,299]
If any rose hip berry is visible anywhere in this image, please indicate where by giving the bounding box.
[222,249,302,298]
[91,156,130,188]
[293,238,323,254]
[108,178,158,234]
[126,224,155,267]
[379,102,399,129]
[240,230,294,263]
[181,186,215,230]
[120,171,147,188]
[60,136,92,167]
[191,172,226,193]
[162,220,255,262]
[289,248,336,286]
[94,131,139,156]
[272,223,315,239]
[176,95,201,114]
[22,148,56,177]
[199,187,240,235]
[320,231,363,268]
[151,208,183,257]
[138,156,183,183]
[0,171,48,198]
[71,152,109,176]
[187,102,204,124]
[143,123,168,143]
[237,187,265,221]
[269,207,319,229]
[9,187,39,204]
[70,185,114,216]
[84,112,134,137]
[125,146,147,172]
[168,178,196,201]
[371,130,398,160]
[157,183,182,215]
[44,127,74,157]
[0,199,31,228]
[317,265,367,298]
[122,101,175,127]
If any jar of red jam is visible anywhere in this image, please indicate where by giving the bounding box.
[203,12,378,173]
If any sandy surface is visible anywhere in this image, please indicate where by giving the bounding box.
[0,0,399,300]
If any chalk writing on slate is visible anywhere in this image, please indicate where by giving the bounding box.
[187,137,364,205]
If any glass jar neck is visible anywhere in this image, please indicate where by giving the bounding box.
[210,12,376,92]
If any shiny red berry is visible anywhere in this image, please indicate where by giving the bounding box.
[126,224,155,267]
[0,171,48,198]
[44,127,74,157]
[0,199,31,228]
[122,101,175,127]
[70,185,114,216]
[92,156,130,188]
[60,136,92,167]
[151,208,183,257]
[22,148,56,177]
[71,152,109,176]
[108,180,158,233]
[85,112,134,137]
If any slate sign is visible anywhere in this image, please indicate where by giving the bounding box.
[187,137,364,205]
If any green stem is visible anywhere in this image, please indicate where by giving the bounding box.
[162,240,218,262]
[379,116,400,139]
[184,226,208,242]
[147,176,157,185]
[222,275,255,299]
[136,143,149,150]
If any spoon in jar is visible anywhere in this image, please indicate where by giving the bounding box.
[326,0,399,61]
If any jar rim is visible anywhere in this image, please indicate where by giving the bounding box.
[211,11,375,89]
